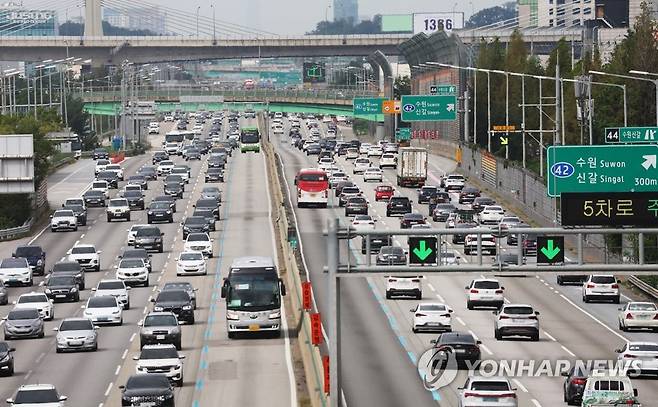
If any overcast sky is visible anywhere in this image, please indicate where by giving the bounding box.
[93,0,507,35]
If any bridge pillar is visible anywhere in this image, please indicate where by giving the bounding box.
[370,51,394,141]
[84,0,103,37]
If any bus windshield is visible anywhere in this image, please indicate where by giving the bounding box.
[240,129,260,144]
[226,273,280,311]
[165,133,184,143]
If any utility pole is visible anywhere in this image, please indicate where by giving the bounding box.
[463,88,470,144]
[555,56,561,146]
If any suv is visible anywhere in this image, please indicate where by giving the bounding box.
[50,210,78,232]
[107,198,131,222]
[466,279,505,309]
[493,304,540,341]
[385,276,422,299]
[67,244,101,272]
[12,246,45,276]
[344,197,368,216]
[582,275,620,303]
[182,216,210,239]
[194,198,220,220]
[0,258,32,286]
[7,384,67,406]
[464,234,497,255]
[417,186,438,204]
[92,148,109,160]
[458,376,517,407]
[120,374,175,407]
[139,312,182,349]
[386,196,412,217]
[134,227,164,253]
[151,290,195,324]
[443,174,466,191]
[51,261,85,290]
[147,202,174,223]
[94,279,130,309]
[134,344,185,387]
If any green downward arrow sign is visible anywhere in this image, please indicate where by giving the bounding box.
[413,240,433,261]
[540,239,561,260]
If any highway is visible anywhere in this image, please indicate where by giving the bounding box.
[0,117,295,406]
[270,117,658,407]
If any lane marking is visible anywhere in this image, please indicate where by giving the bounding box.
[543,331,557,342]
[561,345,576,357]
[558,294,628,342]
[114,365,121,375]
[513,379,528,393]
[455,317,466,326]
[531,399,542,407]
[104,382,113,397]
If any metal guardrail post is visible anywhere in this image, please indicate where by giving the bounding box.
[578,233,583,265]
[328,218,340,407]
[639,232,645,265]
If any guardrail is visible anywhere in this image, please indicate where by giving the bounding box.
[628,276,658,299]
[0,218,33,241]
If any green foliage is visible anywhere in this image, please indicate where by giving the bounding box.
[394,76,411,99]
[466,2,517,28]
[0,195,31,228]
[66,96,97,150]
[59,21,157,36]
[309,16,382,35]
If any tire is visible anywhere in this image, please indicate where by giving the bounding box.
[619,321,626,331]
[126,214,131,222]
[583,295,589,303]
[614,296,620,304]
[228,331,236,339]
[158,246,163,253]
[38,330,44,338]
[73,225,78,231]
[74,293,80,302]
[176,377,183,387]
[82,220,87,226]
[416,292,422,300]
[56,347,62,353]
[175,340,181,350]
[95,265,101,272]
[557,276,563,285]
[531,332,539,342]
[26,278,33,287]
[7,364,13,376]
[189,317,195,325]
[494,329,502,340]
[412,327,418,333]
[107,215,112,222]
[467,301,473,310]
[385,291,392,299]
[143,280,149,287]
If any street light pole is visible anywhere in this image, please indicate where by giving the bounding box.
[196,6,200,38]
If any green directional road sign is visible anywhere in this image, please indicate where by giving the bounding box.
[605,127,658,143]
[429,84,456,95]
[401,95,457,122]
[409,236,438,265]
[395,128,411,141]
[546,145,658,197]
[537,236,564,264]
[353,97,384,116]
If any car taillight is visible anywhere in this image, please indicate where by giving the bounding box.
[653,314,658,320]
[587,283,595,288]
[572,378,586,385]
[528,316,538,320]
[412,279,421,282]
[495,289,504,294]
[388,278,397,282]
[470,289,479,293]
[626,313,634,319]
[415,313,427,317]
[611,284,619,289]
[623,354,637,358]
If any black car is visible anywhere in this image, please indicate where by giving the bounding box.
[92,148,109,160]
[349,139,361,149]
[492,253,525,268]
[472,197,496,212]
[82,190,106,207]
[62,204,87,226]
[522,234,538,255]
[306,144,322,155]
[124,190,145,210]
[96,171,119,189]
[458,187,481,204]
[205,168,224,183]
[208,156,225,169]
[120,374,175,407]
[361,235,393,255]
[162,282,198,309]
[134,227,164,253]
[376,246,407,266]
[506,223,531,245]
[428,192,451,214]
[152,151,168,165]
[128,175,148,191]
[417,186,439,204]
[452,222,477,244]
[193,208,216,231]
[562,365,588,405]
[147,202,174,224]
[50,261,85,290]
[164,175,185,189]
[185,148,201,161]
[13,245,46,276]
[0,342,15,376]
[153,195,176,213]
[177,122,187,130]
[138,166,158,181]
[400,213,426,229]
[344,197,368,216]
[335,181,355,197]
[386,196,412,217]
[432,203,457,222]
[182,216,210,240]
[151,290,194,324]
[121,248,152,273]
[430,332,482,367]
[194,199,220,220]
[45,275,80,302]
[164,182,183,199]
[338,187,361,207]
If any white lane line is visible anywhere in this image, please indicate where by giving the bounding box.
[561,345,576,357]
[455,316,466,326]
[480,344,494,356]
[504,298,511,304]
[129,333,136,342]
[512,379,528,393]
[80,234,85,239]
[531,399,542,407]
[121,349,128,360]
[435,293,445,302]
[115,365,121,375]
[543,331,557,342]
[104,382,113,397]
[24,370,32,380]
[36,352,45,363]
[427,283,436,292]
[559,294,628,342]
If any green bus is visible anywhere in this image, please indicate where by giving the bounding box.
[240,127,261,153]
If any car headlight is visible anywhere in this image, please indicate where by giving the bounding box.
[269,311,281,319]
[166,210,171,214]
[86,334,96,341]
[148,211,153,215]
[37,259,43,266]
[71,287,78,292]
[226,310,240,320]
[182,305,192,310]
[44,288,51,294]
[75,273,82,278]
[154,306,163,312]
[0,353,9,362]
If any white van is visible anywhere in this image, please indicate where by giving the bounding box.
[581,375,640,407]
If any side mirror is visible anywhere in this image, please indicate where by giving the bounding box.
[618,308,623,311]
[429,339,437,344]
[410,308,416,313]
[561,371,569,377]
[280,280,287,296]
[7,398,14,404]
[132,356,139,361]
[179,354,186,359]
[465,286,470,290]
[126,287,131,290]
[11,301,15,305]
[137,320,143,327]
[535,311,540,315]
[150,298,155,302]
[52,327,59,331]
[476,340,482,345]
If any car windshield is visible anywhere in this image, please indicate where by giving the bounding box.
[54,210,74,217]
[202,188,219,194]
[8,309,39,320]
[88,296,117,308]
[85,190,103,197]
[18,295,47,303]
[98,281,125,290]
[180,253,203,261]
[591,276,616,284]
[165,182,181,189]
[380,246,403,255]
[140,347,179,359]
[109,200,127,207]
[628,303,657,311]
[436,204,456,210]
[471,381,510,391]
[53,262,79,272]
[14,389,59,403]
[124,191,142,198]
[157,291,190,302]
[150,202,170,210]
[503,306,534,315]
[14,247,41,257]
[419,304,446,311]
[136,228,161,237]
[144,315,178,327]
[72,246,95,254]
[473,281,500,289]
[628,344,658,352]
[60,319,93,331]
[126,374,170,388]
[440,333,476,344]
[342,187,359,194]
[120,259,144,268]
[186,217,206,225]
[92,182,107,188]
[1,258,27,268]
[187,234,209,242]
[163,283,192,291]
[349,198,366,205]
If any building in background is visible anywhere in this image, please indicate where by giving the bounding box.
[517,0,656,28]
[102,6,166,34]
[0,2,57,36]
[334,0,358,23]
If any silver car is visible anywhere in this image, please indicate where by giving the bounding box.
[4,308,44,340]
[54,318,98,352]
[200,186,221,202]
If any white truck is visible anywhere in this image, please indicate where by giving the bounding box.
[396,147,428,187]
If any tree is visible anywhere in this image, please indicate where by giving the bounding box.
[466,2,517,28]
[59,21,157,36]
[394,76,411,99]
[308,16,382,35]
[66,96,97,150]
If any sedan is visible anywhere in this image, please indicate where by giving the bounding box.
[201,186,222,202]
[400,213,426,229]
[134,344,185,387]
[54,318,98,352]
[363,168,383,182]
[205,168,224,183]
[376,246,407,266]
[615,342,658,375]
[82,190,106,207]
[432,203,457,222]
[176,252,207,276]
[4,308,44,339]
[151,290,195,324]
[83,296,123,326]
[618,302,658,332]
[430,331,481,367]
[411,303,453,333]
[115,259,149,287]
[14,292,54,320]
[350,215,376,231]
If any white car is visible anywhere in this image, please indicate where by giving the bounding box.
[184,233,213,257]
[176,251,207,276]
[121,184,142,198]
[0,258,32,286]
[386,275,422,299]
[165,142,179,155]
[318,157,334,172]
[336,115,347,123]
[107,198,131,222]
[351,215,376,231]
[582,274,620,303]
[14,292,54,320]
[94,159,110,175]
[615,342,658,375]
[494,304,540,341]
[134,344,185,386]
[359,143,372,155]
[443,174,466,191]
[91,180,110,199]
[458,376,518,407]
[479,205,505,225]
[498,216,521,230]
[353,158,371,174]
[322,115,332,123]
[463,233,497,255]
[379,153,397,169]
[363,168,383,182]
[273,125,284,135]
[68,244,101,272]
[93,279,130,309]
[105,164,124,181]
[346,148,359,160]
[367,146,383,157]
[411,302,453,333]
[171,167,190,183]
[618,302,658,332]
[466,279,505,309]
[50,209,78,232]
[148,122,160,134]
[440,251,461,265]
[157,160,175,176]
[164,115,174,122]
[127,224,149,246]
[115,258,149,287]
[83,295,123,325]
[7,384,68,406]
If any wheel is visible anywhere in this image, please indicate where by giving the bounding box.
[74,293,80,302]
[416,292,422,300]
[175,340,181,350]
[614,296,620,304]
[95,265,101,272]
[557,276,563,285]
[176,377,184,387]
[126,214,131,221]
[494,329,502,340]
[386,211,390,217]
[56,347,62,353]
[412,327,418,333]
[467,301,473,310]
[385,291,392,299]
[82,220,87,226]
[125,302,130,310]
[583,295,589,303]
[80,283,85,290]
[188,317,195,325]
[531,332,539,342]
[73,225,78,231]
[91,344,98,352]
[107,215,112,222]
[7,364,13,376]
[143,280,149,287]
